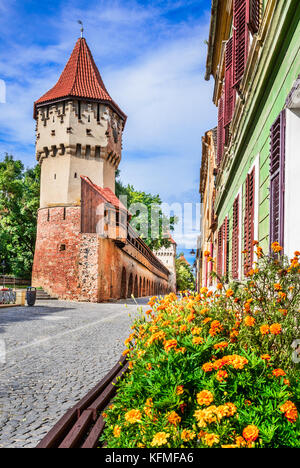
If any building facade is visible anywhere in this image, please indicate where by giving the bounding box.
[201,0,300,284]
[197,128,218,289]
[32,37,173,301]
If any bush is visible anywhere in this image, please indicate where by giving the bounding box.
[102,245,300,448]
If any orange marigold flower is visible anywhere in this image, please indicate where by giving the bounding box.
[151,432,170,447]
[294,251,300,256]
[181,429,196,442]
[180,324,187,333]
[203,251,210,257]
[226,289,234,297]
[217,283,223,290]
[272,368,286,377]
[202,362,214,372]
[279,308,288,316]
[214,341,229,350]
[261,354,271,361]
[164,339,178,353]
[260,324,270,335]
[271,242,283,253]
[125,409,142,424]
[235,436,247,447]
[274,283,282,291]
[191,326,202,335]
[270,323,282,335]
[122,349,130,356]
[203,317,212,324]
[167,411,181,426]
[242,425,259,442]
[176,385,184,395]
[279,401,298,423]
[113,425,121,438]
[200,287,208,295]
[193,336,204,345]
[244,315,255,327]
[216,370,228,382]
[197,390,214,406]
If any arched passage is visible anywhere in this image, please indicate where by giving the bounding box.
[128,273,133,298]
[134,275,139,298]
[121,267,127,299]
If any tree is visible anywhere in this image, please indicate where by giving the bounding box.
[0,154,40,278]
[115,170,176,251]
[175,253,195,291]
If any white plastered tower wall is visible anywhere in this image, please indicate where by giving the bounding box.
[36,100,122,208]
[155,241,177,291]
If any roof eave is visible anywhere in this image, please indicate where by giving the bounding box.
[205,0,219,81]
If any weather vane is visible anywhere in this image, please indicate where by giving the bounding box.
[78,20,84,38]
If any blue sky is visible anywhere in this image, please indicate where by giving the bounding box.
[0,0,216,259]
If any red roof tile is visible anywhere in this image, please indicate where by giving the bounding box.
[81,176,129,214]
[34,38,126,121]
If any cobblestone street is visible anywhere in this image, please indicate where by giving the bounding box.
[0,299,146,448]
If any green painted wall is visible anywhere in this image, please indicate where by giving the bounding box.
[217,0,300,273]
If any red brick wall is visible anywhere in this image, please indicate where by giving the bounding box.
[32,206,173,302]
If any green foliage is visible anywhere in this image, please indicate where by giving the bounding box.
[175,254,195,291]
[115,170,176,251]
[0,154,40,278]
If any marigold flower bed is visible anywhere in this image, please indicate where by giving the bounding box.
[102,246,300,448]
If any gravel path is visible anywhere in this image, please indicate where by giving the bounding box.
[0,298,146,448]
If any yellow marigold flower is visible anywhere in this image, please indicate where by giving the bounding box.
[125,409,142,424]
[176,385,184,395]
[242,425,259,442]
[113,425,121,438]
[193,336,204,345]
[244,315,255,327]
[191,326,202,335]
[187,313,195,323]
[200,287,208,294]
[181,429,196,442]
[197,390,214,407]
[270,323,282,335]
[260,324,270,335]
[164,339,178,352]
[274,283,282,291]
[151,432,170,447]
[180,324,187,333]
[167,411,181,426]
[202,433,220,447]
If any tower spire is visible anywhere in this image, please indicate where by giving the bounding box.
[78,20,84,38]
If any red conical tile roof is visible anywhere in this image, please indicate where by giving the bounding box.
[34,38,126,121]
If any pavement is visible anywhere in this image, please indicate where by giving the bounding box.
[0,298,149,448]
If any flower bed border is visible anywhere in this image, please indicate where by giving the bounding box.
[36,355,128,449]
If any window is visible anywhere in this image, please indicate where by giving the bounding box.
[244,167,255,274]
[232,195,240,279]
[78,101,81,120]
[74,173,78,179]
[233,0,261,88]
[59,244,66,251]
[269,110,285,251]
[217,93,225,167]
